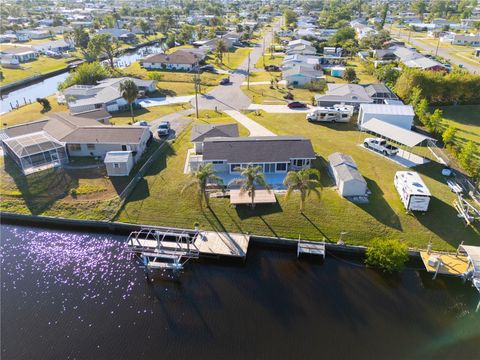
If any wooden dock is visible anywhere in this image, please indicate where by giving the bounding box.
[126,230,250,259]
[297,240,325,259]
[419,251,469,277]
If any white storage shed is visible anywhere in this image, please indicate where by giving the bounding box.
[394,171,431,212]
[104,151,134,177]
[328,153,368,197]
[358,104,415,130]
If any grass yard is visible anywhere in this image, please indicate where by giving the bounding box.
[0,156,121,219]
[248,71,281,82]
[345,59,378,84]
[110,103,191,125]
[116,110,478,251]
[255,53,285,69]
[0,56,76,85]
[206,47,252,70]
[437,105,480,148]
[241,84,318,104]
[1,95,68,127]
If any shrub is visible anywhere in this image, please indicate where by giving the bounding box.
[36,97,51,112]
[365,238,409,273]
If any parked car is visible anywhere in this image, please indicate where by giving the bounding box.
[288,101,307,109]
[219,77,230,85]
[133,120,149,126]
[363,138,399,156]
[265,65,280,72]
[157,121,171,136]
[199,64,216,73]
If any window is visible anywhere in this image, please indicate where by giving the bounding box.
[212,160,224,164]
[276,163,287,172]
[293,159,305,167]
[121,145,127,151]
[265,163,276,173]
[230,164,240,172]
[68,144,81,151]
[113,163,120,168]
[87,144,95,150]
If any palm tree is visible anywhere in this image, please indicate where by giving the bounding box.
[215,39,228,64]
[284,168,321,212]
[229,165,269,208]
[182,163,223,207]
[119,80,139,122]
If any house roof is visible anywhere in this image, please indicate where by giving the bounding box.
[393,47,423,61]
[3,131,65,158]
[316,84,373,103]
[283,65,323,78]
[1,46,35,55]
[202,136,316,163]
[404,57,445,70]
[360,103,415,116]
[1,112,148,146]
[328,152,358,169]
[70,108,112,120]
[364,83,394,97]
[328,152,366,184]
[190,123,239,142]
[143,50,200,65]
[32,39,73,51]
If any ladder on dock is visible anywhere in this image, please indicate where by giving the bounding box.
[126,228,201,273]
[297,240,326,259]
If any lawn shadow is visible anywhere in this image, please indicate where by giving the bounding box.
[235,200,283,220]
[312,156,335,187]
[301,212,332,241]
[355,176,402,231]
[3,156,78,214]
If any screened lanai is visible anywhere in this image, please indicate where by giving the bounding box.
[2,131,68,175]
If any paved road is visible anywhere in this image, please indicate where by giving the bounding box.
[149,108,194,140]
[138,95,194,108]
[192,21,280,111]
[223,110,275,136]
[247,104,313,113]
[391,31,480,73]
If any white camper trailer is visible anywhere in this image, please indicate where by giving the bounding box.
[306,105,354,123]
[394,171,431,212]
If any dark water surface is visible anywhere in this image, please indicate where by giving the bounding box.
[1,224,479,360]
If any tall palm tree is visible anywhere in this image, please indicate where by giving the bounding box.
[215,39,228,64]
[182,163,223,207]
[284,168,321,212]
[119,80,139,122]
[229,165,269,208]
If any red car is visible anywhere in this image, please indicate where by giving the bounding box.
[288,101,307,109]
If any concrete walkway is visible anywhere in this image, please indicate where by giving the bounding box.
[241,80,286,86]
[247,104,313,113]
[224,110,275,136]
[138,95,194,108]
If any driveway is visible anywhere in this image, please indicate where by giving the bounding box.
[224,110,275,136]
[149,108,194,140]
[138,95,194,108]
[247,104,313,113]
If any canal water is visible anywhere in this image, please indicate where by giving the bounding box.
[0,45,164,113]
[1,224,479,360]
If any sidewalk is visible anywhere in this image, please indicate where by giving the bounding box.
[224,110,275,136]
[138,95,194,108]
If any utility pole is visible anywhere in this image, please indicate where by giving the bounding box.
[435,36,441,57]
[247,53,250,90]
[194,61,199,119]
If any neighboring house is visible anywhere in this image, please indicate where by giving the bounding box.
[141,49,202,71]
[71,21,94,29]
[452,33,480,46]
[372,49,397,61]
[32,39,75,54]
[315,84,374,108]
[403,57,447,71]
[281,54,321,71]
[393,47,424,62]
[328,152,368,198]
[0,47,38,63]
[60,77,157,114]
[1,112,151,175]
[0,34,17,43]
[26,30,51,39]
[286,44,317,55]
[97,28,137,43]
[190,123,239,154]
[193,32,241,50]
[358,103,415,130]
[364,84,399,103]
[104,151,134,176]
[283,65,325,87]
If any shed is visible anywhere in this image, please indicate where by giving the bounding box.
[104,151,134,176]
[358,104,415,130]
[328,152,368,197]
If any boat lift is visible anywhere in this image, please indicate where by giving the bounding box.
[126,228,201,276]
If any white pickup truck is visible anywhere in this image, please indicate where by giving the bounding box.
[364,138,399,156]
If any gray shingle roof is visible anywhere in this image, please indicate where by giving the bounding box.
[190,124,239,142]
[202,136,316,163]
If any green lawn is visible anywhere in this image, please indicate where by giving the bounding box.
[437,105,480,148]
[206,47,252,70]
[0,56,76,85]
[241,84,318,104]
[255,53,284,69]
[110,103,192,125]
[115,111,478,251]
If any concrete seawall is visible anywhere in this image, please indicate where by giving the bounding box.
[0,212,422,259]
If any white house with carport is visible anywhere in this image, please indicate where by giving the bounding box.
[104,151,134,176]
[328,152,368,198]
[358,104,415,130]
